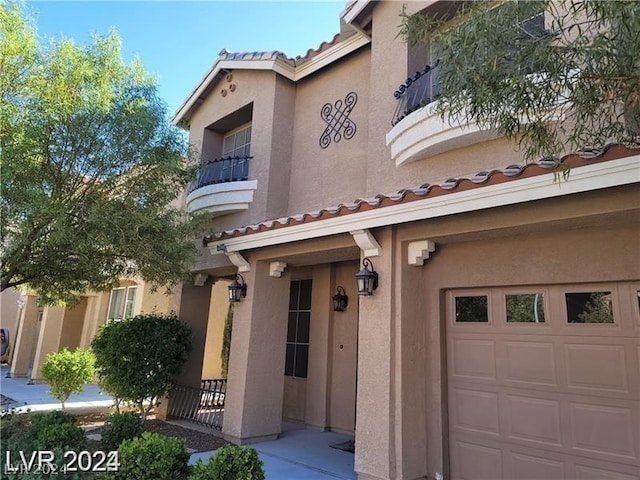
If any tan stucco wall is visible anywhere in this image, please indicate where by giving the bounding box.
[59,298,87,351]
[31,305,65,381]
[9,293,39,377]
[329,261,359,434]
[139,283,173,315]
[287,49,370,214]
[201,280,230,379]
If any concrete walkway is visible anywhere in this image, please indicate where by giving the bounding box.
[1,365,356,479]
[0,365,113,413]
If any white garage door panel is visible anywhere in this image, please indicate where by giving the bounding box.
[447,283,640,480]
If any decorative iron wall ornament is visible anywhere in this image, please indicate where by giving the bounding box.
[319,91,357,149]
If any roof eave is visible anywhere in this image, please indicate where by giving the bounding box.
[172,32,371,127]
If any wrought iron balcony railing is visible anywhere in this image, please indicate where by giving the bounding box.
[190,155,252,192]
[391,61,440,127]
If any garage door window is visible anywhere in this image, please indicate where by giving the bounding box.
[506,293,545,323]
[565,291,613,323]
[455,295,488,322]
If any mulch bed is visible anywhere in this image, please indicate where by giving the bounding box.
[78,412,229,453]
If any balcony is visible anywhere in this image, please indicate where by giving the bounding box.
[186,156,257,216]
[386,63,499,167]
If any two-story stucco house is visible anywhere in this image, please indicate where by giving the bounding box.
[167,2,640,479]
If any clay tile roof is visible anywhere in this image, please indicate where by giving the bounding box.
[218,49,296,66]
[301,33,342,61]
[218,33,345,69]
[205,144,638,243]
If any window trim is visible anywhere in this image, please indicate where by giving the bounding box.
[107,285,138,321]
[222,123,252,158]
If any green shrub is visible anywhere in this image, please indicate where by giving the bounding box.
[0,410,89,479]
[92,313,192,421]
[101,411,143,450]
[31,409,76,430]
[0,409,33,453]
[113,432,190,480]
[36,422,86,450]
[31,410,85,450]
[42,347,95,408]
[191,445,265,480]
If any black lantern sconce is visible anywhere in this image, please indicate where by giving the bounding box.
[228,274,247,303]
[355,257,378,296]
[332,286,349,312]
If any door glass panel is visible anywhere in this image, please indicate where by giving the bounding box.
[565,291,613,323]
[455,295,488,322]
[506,293,545,323]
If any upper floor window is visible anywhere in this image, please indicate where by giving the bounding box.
[222,124,251,157]
[107,286,137,321]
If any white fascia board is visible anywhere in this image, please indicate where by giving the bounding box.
[294,33,371,80]
[342,0,372,24]
[209,156,639,253]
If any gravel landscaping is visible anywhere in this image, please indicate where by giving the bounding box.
[78,412,230,453]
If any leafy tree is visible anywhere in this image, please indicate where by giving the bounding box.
[399,0,640,162]
[91,313,192,422]
[41,347,95,409]
[0,3,203,304]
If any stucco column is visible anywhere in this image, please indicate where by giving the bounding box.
[222,260,291,444]
[305,264,332,430]
[354,227,398,480]
[9,293,39,378]
[30,305,66,382]
[78,294,101,349]
[176,279,214,388]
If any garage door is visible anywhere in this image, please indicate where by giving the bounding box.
[447,283,640,480]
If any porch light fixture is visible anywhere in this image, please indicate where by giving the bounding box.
[228,274,247,303]
[355,257,378,296]
[332,286,349,312]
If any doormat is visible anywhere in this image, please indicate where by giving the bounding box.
[1,394,16,406]
[330,440,355,454]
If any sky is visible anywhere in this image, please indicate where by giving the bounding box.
[27,1,346,118]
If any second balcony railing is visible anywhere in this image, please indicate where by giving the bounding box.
[191,156,252,192]
[391,61,440,127]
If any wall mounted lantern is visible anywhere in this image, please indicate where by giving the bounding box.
[228,274,247,303]
[333,286,349,312]
[355,257,378,296]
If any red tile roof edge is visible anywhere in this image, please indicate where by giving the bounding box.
[206,144,639,243]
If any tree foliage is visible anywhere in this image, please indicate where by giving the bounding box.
[91,313,192,422]
[41,347,95,409]
[0,3,204,303]
[399,0,640,161]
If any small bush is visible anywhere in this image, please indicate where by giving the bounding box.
[0,410,89,479]
[101,411,143,450]
[31,410,85,450]
[36,422,86,450]
[31,409,76,430]
[92,313,192,421]
[42,347,95,408]
[191,445,265,480]
[113,432,190,480]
